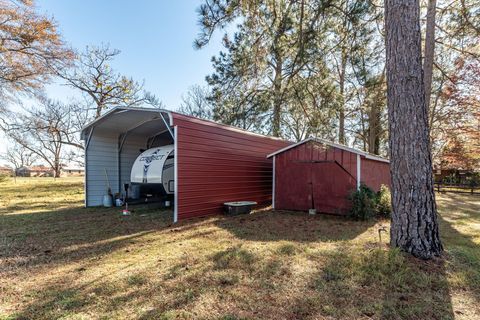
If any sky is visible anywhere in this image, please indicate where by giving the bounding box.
[37,0,224,108]
[0,0,226,162]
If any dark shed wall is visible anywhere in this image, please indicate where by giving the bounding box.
[172,113,290,220]
[274,141,358,214]
[274,140,390,214]
[360,158,391,192]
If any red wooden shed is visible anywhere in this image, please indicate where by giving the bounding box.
[267,138,390,215]
[81,107,290,222]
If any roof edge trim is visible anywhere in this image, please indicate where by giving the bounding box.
[267,137,389,163]
[80,107,173,140]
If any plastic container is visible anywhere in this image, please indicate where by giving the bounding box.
[103,194,113,207]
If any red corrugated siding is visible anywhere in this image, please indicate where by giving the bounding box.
[361,158,391,192]
[274,140,390,214]
[172,113,291,220]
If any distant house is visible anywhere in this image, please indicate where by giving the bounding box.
[0,166,13,176]
[16,165,54,177]
[61,167,85,177]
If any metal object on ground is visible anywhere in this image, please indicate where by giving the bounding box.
[223,201,258,215]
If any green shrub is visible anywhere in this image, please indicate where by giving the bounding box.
[349,184,378,220]
[377,184,392,218]
[349,184,392,220]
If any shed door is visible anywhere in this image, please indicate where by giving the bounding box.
[311,162,356,214]
[276,161,313,211]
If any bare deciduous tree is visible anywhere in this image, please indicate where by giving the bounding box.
[178,85,213,119]
[0,140,37,174]
[58,44,154,118]
[0,0,73,101]
[1,99,86,177]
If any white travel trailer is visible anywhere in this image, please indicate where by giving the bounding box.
[130,145,175,197]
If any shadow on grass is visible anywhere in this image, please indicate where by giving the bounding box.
[437,195,480,306]
[285,244,454,319]
[0,204,202,273]
[4,194,479,319]
[215,209,377,242]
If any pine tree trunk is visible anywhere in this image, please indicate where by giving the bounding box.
[338,46,347,145]
[385,0,443,259]
[367,105,380,155]
[424,0,436,109]
[367,77,385,155]
[272,56,283,137]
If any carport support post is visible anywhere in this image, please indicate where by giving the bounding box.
[272,156,276,209]
[84,127,94,207]
[173,126,178,223]
[356,154,361,190]
[117,133,131,194]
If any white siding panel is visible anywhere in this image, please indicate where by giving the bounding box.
[119,135,146,189]
[86,133,119,206]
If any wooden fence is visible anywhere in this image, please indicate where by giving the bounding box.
[434,182,480,195]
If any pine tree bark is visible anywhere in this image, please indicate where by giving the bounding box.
[367,105,381,155]
[424,0,437,109]
[338,46,347,145]
[385,0,443,259]
[272,55,283,137]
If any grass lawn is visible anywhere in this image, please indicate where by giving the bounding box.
[1,177,479,319]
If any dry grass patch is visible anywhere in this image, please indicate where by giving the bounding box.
[0,178,479,319]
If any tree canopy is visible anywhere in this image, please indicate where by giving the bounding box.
[193,0,480,164]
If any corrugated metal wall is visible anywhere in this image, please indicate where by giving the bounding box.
[274,140,390,214]
[119,134,147,191]
[85,132,119,206]
[172,113,290,220]
[361,158,391,192]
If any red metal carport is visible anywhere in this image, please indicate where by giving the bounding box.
[267,138,390,214]
[81,107,290,222]
[173,113,290,220]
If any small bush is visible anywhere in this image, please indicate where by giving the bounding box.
[0,174,9,183]
[349,184,378,220]
[349,184,392,220]
[377,184,392,218]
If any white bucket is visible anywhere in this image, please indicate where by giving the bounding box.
[103,195,113,207]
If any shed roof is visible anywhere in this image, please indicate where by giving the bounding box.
[267,137,389,163]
